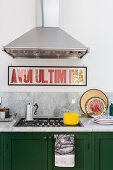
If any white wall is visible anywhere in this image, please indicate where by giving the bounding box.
[0,0,113,92]
[59,0,113,92]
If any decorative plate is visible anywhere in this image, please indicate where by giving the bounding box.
[94,115,113,121]
[80,89,108,114]
[94,119,113,123]
[94,120,113,124]
[85,97,107,117]
[94,121,113,125]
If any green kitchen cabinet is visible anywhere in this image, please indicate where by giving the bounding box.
[93,133,113,170]
[3,132,91,170]
[3,131,113,170]
[52,133,92,170]
[3,133,48,170]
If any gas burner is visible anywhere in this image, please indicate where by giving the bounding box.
[15,118,82,127]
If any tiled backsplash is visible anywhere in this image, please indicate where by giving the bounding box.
[0,92,111,117]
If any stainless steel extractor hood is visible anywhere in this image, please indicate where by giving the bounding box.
[3,0,89,59]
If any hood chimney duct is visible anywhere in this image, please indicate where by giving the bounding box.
[36,0,59,27]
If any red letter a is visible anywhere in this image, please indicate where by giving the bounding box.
[11,69,17,83]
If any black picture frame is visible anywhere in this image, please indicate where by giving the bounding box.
[8,66,87,86]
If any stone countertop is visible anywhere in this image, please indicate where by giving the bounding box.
[0,117,113,132]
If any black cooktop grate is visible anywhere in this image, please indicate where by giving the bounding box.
[15,118,81,127]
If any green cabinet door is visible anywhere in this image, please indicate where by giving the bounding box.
[4,133,48,170]
[93,132,113,170]
[0,134,3,170]
[52,133,91,170]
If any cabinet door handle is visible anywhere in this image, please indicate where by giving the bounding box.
[43,136,47,139]
[48,136,52,140]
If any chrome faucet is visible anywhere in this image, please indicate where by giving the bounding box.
[26,103,38,121]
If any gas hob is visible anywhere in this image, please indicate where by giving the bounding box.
[15,118,83,127]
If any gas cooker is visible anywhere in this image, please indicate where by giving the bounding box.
[15,118,82,127]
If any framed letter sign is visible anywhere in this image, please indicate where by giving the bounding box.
[8,66,87,86]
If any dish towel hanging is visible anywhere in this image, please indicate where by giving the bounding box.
[54,134,75,167]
